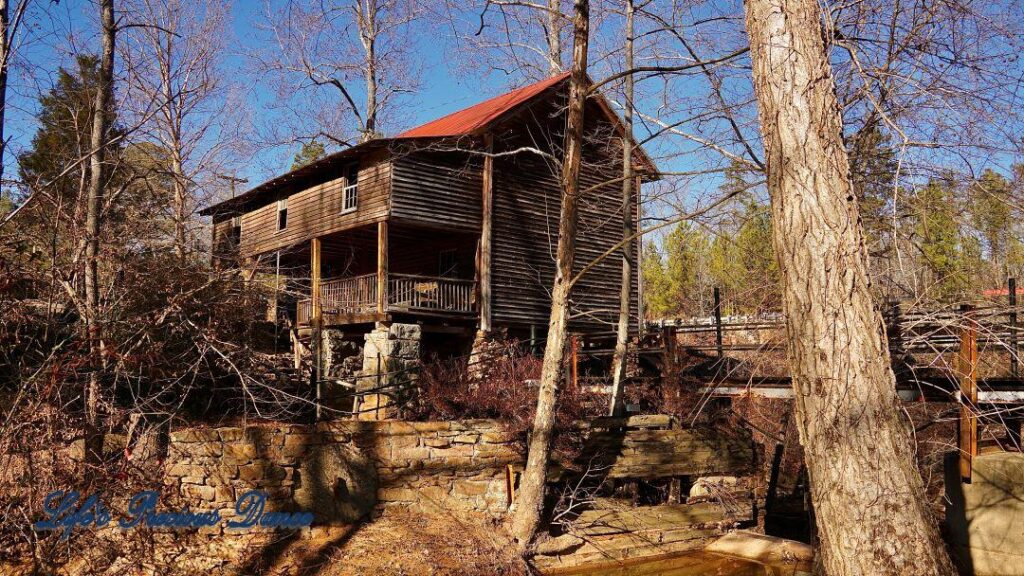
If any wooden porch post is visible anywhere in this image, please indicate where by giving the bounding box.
[480,133,494,333]
[377,220,388,314]
[311,237,322,322]
[311,236,323,420]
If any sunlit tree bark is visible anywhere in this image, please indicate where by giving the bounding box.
[509,0,588,552]
[743,0,956,573]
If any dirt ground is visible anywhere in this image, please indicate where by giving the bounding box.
[246,509,530,576]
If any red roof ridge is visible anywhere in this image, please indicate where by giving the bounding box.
[395,72,571,139]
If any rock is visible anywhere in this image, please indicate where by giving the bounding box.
[389,323,421,340]
[689,475,739,499]
[534,534,586,556]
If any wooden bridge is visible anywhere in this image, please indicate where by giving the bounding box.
[582,284,1024,483]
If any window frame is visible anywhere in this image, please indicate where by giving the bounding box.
[276,198,288,232]
[341,163,358,214]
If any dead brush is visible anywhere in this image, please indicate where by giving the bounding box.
[409,340,605,457]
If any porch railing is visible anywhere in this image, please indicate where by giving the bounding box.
[297,273,475,325]
[387,274,475,314]
[323,273,378,313]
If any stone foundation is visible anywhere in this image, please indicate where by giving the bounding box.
[320,329,363,411]
[357,322,421,419]
[467,329,507,382]
[163,420,518,521]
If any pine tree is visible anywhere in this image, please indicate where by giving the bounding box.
[291,139,326,170]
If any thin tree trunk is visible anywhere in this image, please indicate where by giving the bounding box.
[608,0,634,417]
[546,0,561,74]
[84,0,115,466]
[0,0,9,186]
[171,147,187,262]
[510,0,589,551]
[158,32,189,263]
[742,0,955,574]
[360,0,378,141]
[0,0,25,186]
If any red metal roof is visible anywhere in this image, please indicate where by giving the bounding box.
[395,72,571,138]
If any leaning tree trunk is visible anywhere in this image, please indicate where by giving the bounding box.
[743,0,956,574]
[510,0,589,552]
[608,0,634,417]
[84,0,115,467]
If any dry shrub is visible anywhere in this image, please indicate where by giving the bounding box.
[408,340,605,456]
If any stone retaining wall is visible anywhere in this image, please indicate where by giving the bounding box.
[164,419,519,525]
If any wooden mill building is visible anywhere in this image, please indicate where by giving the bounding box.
[202,73,657,356]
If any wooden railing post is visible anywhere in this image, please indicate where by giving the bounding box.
[958,304,978,483]
[377,220,388,315]
[713,286,723,358]
[1010,277,1018,378]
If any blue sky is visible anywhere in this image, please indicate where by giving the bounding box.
[5,0,562,189]
[5,0,1022,224]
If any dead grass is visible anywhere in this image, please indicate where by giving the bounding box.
[320,509,529,576]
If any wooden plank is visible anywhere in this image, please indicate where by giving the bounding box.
[311,237,322,321]
[377,220,388,315]
[480,134,493,333]
[959,305,979,482]
[311,236,323,420]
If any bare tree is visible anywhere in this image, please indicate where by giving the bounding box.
[439,0,565,82]
[607,0,633,417]
[509,0,588,552]
[0,0,29,186]
[252,0,420,150]
[743,0,956,573]
[123,0,234,261]
[84,0,116,465]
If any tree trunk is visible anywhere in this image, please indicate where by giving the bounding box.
[171,146,188,263]
[360,0,378,142]
[84,0,115,466]
[742,0,955,574]
[510,0,589,551]
[0,0,9,186]
[608,0,634,417]
[546,0,561,74]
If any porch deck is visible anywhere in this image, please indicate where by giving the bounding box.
[297,272,476,326]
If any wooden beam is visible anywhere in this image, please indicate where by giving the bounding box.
[311,237,322,322]
[377,220,388,314]
[959,304,978,483]
[635,174,644,335]
[311,236,323,421]
[480,133,494,333]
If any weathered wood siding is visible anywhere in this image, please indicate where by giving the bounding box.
[235,150,391,257]
[210,217,237,264]
[489,97,641,331]
[390,150,482,231]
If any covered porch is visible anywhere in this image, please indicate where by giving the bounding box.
[297,220,479,326]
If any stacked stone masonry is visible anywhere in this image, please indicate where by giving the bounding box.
[163,419,519,525]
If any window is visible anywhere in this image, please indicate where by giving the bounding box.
[229,216,241,246]
[341,163,358,213]
[439,249,459,278]
[277,198,288,231]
